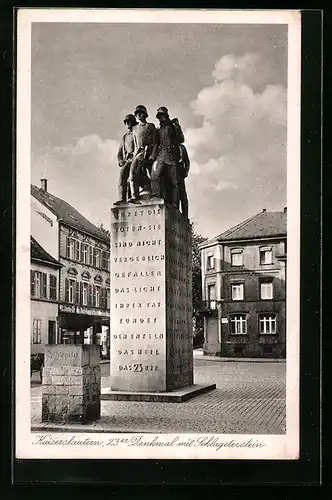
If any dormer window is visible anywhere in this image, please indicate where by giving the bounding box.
[231,248,243,267]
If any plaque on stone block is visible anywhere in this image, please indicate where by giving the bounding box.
[110,199,193,392]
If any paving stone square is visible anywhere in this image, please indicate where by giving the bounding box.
[31,359,286,434]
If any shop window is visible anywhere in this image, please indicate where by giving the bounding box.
[231,283,244,301]
[259,314,277,334]
[49,274,57,300]
[260,247,273,265]
[32,318,42,344]
[260,281,273,300]
[231,249,243,267]
[230,314,247,334]
[30,271,47,299]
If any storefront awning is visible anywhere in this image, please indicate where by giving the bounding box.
[57,312,109,330]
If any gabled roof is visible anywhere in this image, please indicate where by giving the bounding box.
[216,210,287,241]
[31,185,109,244]
[31,236,62,267]
[200,210,287,248]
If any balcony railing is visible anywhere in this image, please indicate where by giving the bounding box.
[197,300,220,314]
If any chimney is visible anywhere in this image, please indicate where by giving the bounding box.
[40,178,48,192]
[262,208,266,212]
[283,207,287,213]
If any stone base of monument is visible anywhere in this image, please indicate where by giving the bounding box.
[41,344,101,424]
[101,383,216,403]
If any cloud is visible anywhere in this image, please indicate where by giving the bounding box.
[32,52,287,239]
[33,135,119,229]
[184,52,287,236]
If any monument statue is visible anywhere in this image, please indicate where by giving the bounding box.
[128,105,156,203]
[114,114,137,205]
[107,105,215,400]
[177,143,190,219]
[113,104,190,219]
[150,106,185,209]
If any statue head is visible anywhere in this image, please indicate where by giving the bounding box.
[123,114,137,131]
[156,106,170,124]
[134,105,148,122]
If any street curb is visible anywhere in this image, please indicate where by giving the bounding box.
[194,356,286,363]
[31,424,156,433]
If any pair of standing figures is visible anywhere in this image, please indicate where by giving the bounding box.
[115,104,190,219]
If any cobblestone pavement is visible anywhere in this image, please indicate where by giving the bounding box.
[31,359,286,434]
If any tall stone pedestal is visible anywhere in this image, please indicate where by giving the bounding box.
[104,199,215,401]
[42,344,101,423]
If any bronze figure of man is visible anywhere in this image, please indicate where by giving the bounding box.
[150,106,185,208]
[114,114,137,205]
[128,105,156,202]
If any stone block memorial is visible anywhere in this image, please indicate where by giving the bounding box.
[42,344,101,423]
[102,199,215,402]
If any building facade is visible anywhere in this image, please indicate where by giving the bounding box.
[199,209,287,358]
[30,236,62,355]
[31,179,110,355]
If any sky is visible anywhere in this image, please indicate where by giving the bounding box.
[31,22,288,239]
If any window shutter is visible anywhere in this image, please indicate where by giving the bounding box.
[65,278,69,302]
[66,237,70,258]
[30,270,35,296]
[75,281,80,304]
[100,288,105,309]
[93,285,96,307]
[42,273,47,298]
[88,284,92,306]
[80,281,83,304]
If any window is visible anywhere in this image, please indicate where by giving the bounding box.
[107,253,110,271]
[66,278,76,303]
[231,249,243,266]
[49,275,57,300]
[66,237,75,260]
[32,318,42,344]
[231,283,244,300]
[82,282,89,306]
[89,246,94,266]
[94,248,101,268]
[259,314,277,334]
[207,283,216,309]
[30,271,47,299]
[230,315,247,334]
[75,240,80,261]
[260,247,273,265]
[106,288,110,309]
[102,251,109,270]
[260,281,273,300]
[94,285,101,307]
[207,253,215,270]
[82,244,89,264]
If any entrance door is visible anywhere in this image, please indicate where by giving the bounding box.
[48,320,56,344]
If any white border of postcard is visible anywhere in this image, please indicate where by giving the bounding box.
[16,8,301,460]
